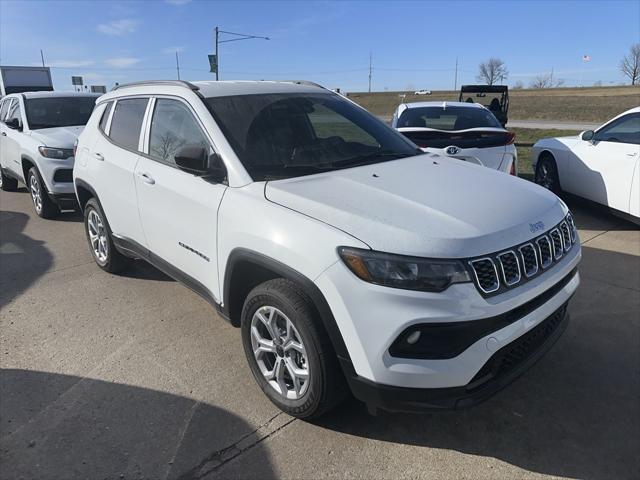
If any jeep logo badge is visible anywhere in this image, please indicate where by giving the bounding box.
[445,146,460,155]
[529,221,545,233]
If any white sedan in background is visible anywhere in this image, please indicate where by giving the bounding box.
[391,101,517,174]
[532,107,640,224]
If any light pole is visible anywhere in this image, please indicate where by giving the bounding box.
[214,26,270,81]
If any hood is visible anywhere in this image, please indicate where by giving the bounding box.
[265,154,566,258]
[29,126,85,149]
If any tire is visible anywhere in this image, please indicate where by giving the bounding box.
[241,278,347,419]
[83,197,128,273]
[0,169,18,191]
[535,154,561,194]
[27,167,59,218]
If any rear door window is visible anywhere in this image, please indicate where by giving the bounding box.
[0,98,12,122]
[109,98,148,151]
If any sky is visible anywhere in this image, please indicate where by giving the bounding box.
[1,0,639,93]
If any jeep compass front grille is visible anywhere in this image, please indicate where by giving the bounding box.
[468,214,578,297]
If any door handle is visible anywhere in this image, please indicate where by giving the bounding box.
[92,152,104,161]
[138,172,155,185]
[1,132,6,136]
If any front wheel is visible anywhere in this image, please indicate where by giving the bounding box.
[83,198,128,273]
[535,155,561,194]
[241,279,347,419]
[28,167,59,218]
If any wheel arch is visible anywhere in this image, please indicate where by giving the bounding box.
[223,248,352,365]
[74,178,99,213]
[20,154,37,184]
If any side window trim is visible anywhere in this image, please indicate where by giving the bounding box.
[594,113,639,144]
[140,97,157,155]
[143,95,220,168]
[98,101,115,135]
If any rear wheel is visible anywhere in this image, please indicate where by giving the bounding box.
[535,154,561,194]
[241,278,347,418]
[0,169,18,191]
[28,167,59,218]
[83,198,128,273]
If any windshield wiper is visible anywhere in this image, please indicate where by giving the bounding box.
[288,151,415,170]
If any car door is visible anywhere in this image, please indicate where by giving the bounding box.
[89,97,148,245]
[3,98,25,180]
[135,97,227,302]
[568,113,640,213]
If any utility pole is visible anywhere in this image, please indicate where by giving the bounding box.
[40,49,45,67]
[175,50,181,80]
[368,52,372,93]
[214,26,269,81]
[454,56,458,90]
[215,26,219,81]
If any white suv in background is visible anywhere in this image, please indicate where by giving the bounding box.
[74,80,581,418]
[392,101,518,174]
[0,92,99,217]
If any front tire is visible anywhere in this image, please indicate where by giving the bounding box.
[241,278,346,419]
[535,154,561,194]
[83,198,128,273]
[27,167,59,218]
[0,169,18,191]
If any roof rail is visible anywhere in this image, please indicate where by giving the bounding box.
[112,80,200,91]
[279,80,326,90]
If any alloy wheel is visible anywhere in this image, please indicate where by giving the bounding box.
[250,306,310,400]
[29,174,42,213]
[87,209,109,263]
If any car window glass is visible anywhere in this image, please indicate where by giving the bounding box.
[307,103,378,146]
[99,102,113,132]
[0,98,12,121]
[148,99,210,166]
[24,96,97,129]
[594,113,640,145]
[397,106,502,130]
[108,98,148,150]
[6,99,22,124]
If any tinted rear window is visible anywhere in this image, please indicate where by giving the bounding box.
[24,96,97,129]
[397,106,502,130]
[109,98,148,150]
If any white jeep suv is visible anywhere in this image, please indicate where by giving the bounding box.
[73,80,581,418]
[0,92,100,217]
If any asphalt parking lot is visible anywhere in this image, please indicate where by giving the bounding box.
[1,187,638,480]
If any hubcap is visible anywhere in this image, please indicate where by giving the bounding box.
[29,175,42,213]
[87,210,109,263]
[250,306,310,400]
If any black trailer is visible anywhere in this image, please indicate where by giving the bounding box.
[0,66,53,97]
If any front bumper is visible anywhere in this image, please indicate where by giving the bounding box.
[345,301,569,413]
[37,156,75,195]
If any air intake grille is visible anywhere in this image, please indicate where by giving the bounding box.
[469,259,499,293]
[468,214,577,297]
[497,251,520,285]
[550,229,563,259]
[519,244,538,277]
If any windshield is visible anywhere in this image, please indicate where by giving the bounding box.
[25,96,97,129]
[397,106,502,131]
[204,92,419,180]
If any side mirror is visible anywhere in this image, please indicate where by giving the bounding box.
[175,146,208,174]
[5,118,22,131]
[581,130,595,142]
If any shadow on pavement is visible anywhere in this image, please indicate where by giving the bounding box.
[315,244,639,480]
[0,369,274,480]
[119,259,175,282]
[0,211,53,310]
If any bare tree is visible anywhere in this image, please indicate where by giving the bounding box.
[513,80,524,89]
[530,73,565,89]
[620,43,640,85]
[477,58,508,85]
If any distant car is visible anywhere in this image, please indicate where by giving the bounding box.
[0,92,100,217]
[391,101,517,174]
[414,89,432,95]
[532,107,640,224]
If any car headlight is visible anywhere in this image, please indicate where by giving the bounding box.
[338,247,471,292]
[38,146,74,159]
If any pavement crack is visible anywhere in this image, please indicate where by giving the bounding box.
[178,412,296,480]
